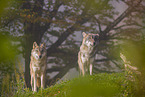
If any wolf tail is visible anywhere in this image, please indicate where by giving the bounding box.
[37,77,41,88]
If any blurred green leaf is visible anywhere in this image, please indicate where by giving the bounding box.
[0,32,15,62]
[0,0,11,15]
[121,40,145,70]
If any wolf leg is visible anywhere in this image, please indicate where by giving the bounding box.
[31,75,34,91]
[34,73,37,92]
[41,73,45,89]
[90,64,93,75]
[82,64,85,76]
[79,63,85,76]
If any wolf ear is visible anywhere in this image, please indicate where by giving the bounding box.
[40,42,46,48]
[82,32,87,37]
[96,34,99,36]
[33,42,38,49]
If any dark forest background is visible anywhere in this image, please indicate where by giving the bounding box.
[0,0,145,90]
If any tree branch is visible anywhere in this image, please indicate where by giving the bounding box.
[111,60,122,69]
[112,24,127,30]
[95,18,102,33]
[93,67,116,73]
[46,0,97,56]
[46,67,63,73]
[46,48,78,85]
[47,58,78,86]
[100,0,142,40]
[41,1,63,31]
[47,15,92,56]
[95,58,111,62]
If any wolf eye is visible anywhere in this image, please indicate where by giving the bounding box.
[35,49,38,52]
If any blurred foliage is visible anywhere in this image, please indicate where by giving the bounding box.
[0,32,15,62]
[0,0,16,73]
[120,40,145,96]
[69,73,124,97]
[0,32,16,85]
[0,0,18,71]
[0,0,19,96]
[121,40,145,72]
[1,63,26,97]
[0,32,17,96]
[0,0,10,15]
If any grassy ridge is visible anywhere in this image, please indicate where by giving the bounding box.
[14,73,127,97]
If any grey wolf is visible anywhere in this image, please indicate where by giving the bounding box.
[30,42,47,92]
[78,32,99,76]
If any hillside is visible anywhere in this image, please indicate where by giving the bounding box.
[14,73,133,97]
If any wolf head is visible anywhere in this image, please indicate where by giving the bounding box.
[82,32,99,47]
[32,42,46,60]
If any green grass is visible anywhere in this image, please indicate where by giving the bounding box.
[14,73,128,97]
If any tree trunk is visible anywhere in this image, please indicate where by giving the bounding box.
[24,37,33,88]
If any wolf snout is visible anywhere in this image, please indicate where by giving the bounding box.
[93,42,96,45]
[39,55,42,58]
